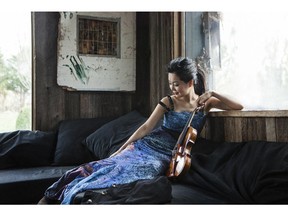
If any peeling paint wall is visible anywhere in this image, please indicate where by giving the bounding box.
[57,12,136,91]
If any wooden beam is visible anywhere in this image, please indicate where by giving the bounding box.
[172,12,185,58]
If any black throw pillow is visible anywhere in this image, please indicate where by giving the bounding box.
[52,117,113,166]
[83,110,147,160]
[0,130,56,169]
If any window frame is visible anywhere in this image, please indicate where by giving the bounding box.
[77,15,121,58]
[196,12,288,116]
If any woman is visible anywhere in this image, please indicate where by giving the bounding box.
[39,57,243,204]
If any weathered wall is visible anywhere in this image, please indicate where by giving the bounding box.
[57,12,136,91]
[33,12,173,131]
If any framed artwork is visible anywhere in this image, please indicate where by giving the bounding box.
[57,12,136,91]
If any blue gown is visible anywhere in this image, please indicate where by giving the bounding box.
[45,106,207,204]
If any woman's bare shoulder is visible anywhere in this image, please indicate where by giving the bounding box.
[159,95,174,111]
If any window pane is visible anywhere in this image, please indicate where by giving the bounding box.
[0,12,31,132]
[215,12,288,110]
[78,16,120,57]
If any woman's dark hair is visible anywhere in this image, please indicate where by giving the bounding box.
[167,57,206,95]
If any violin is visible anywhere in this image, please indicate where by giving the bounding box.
[166,106,202,179]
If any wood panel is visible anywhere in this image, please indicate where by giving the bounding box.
[33,12,65,131]
[276,117,288,142]
[134,12,151,116]
[203,117,225,142]
[149,12,173,113]
[205,115,288,143]
[150,12,179,113]
[265,118,276,142]
[242,117,267,141]
[224,117,243,142]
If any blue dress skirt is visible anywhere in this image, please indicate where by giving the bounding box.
[45,110,207,204]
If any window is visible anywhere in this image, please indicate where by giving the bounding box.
[207,12,288,110]
[0,12,31,132]
[78,16,120,57]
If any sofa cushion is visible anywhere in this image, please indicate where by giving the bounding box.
[0,166,74,204]
[0,130,56,169]
[53,118,113,166]
[83,110,147,159]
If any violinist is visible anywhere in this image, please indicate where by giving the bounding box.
[39,57,243,204]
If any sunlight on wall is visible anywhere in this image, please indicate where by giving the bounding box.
[214,12,288,110]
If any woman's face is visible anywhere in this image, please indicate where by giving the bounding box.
[168,73,191,97]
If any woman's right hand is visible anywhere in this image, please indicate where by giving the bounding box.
[197,91,213,106]
[109,151,119,158]
[109,142,129,158]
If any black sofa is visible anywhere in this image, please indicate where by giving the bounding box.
[0,110,146,204]
[1,110,288,204]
